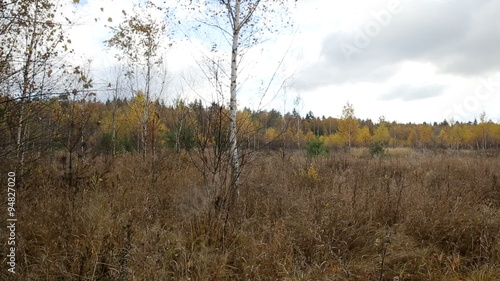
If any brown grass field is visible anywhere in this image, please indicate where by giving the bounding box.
[2,150,500,280]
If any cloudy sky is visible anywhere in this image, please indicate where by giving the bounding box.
[67,0,500,123]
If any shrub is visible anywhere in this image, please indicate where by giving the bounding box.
[370,141,386,157]
[306,137,328,157]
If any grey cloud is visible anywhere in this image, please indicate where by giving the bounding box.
[380,84,446,101]
[296,0,500,90]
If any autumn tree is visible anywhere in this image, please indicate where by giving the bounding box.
[179,0,296,208]
[449,124,463,149]
[357,126,372,146]
[492,123,500,148]
[389,123,408,147]
[100,65,128,156]
[0,0,74,180]
[373,117,390,145]
[475,111,492,150]
[106,1,169,159]
[420,124,434,148]
[339,102,359,147]
[237,108,259,150]
[437,128,449,148]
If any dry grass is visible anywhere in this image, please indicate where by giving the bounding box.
[2,150,500,280]
[348,147,370,157]
[386,147,415,157]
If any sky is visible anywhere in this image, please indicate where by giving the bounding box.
[65,0,500,124]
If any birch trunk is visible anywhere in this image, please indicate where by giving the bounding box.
[229,0,241,198]
[17,10,38,175]
[112,81,118,156]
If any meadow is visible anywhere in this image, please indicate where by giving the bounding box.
[2,149,500,280]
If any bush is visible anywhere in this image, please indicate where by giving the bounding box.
[370,141,386,157]
[306,137,328,157]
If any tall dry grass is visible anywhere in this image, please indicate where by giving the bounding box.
[2,150,499,280]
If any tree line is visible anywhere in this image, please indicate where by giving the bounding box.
[2,94,499,160]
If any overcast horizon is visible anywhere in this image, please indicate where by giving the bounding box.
[66,0,500,124]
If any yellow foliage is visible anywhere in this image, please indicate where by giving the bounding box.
[373,123,390,145]
[323,133,345,147]
[237,110,257,139]
[339,117,358,146]
[304,131,315,143]
[438,129,449,146]
[300,164,321,183]
[357,126,372,146]
[264,127,278,142]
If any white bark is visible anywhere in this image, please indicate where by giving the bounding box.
[229,0,241,194]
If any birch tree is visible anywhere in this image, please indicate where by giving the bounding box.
[180,0,297,207]
[0,0,73,179]
[339,102,359,148]
[106,1,169,159]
